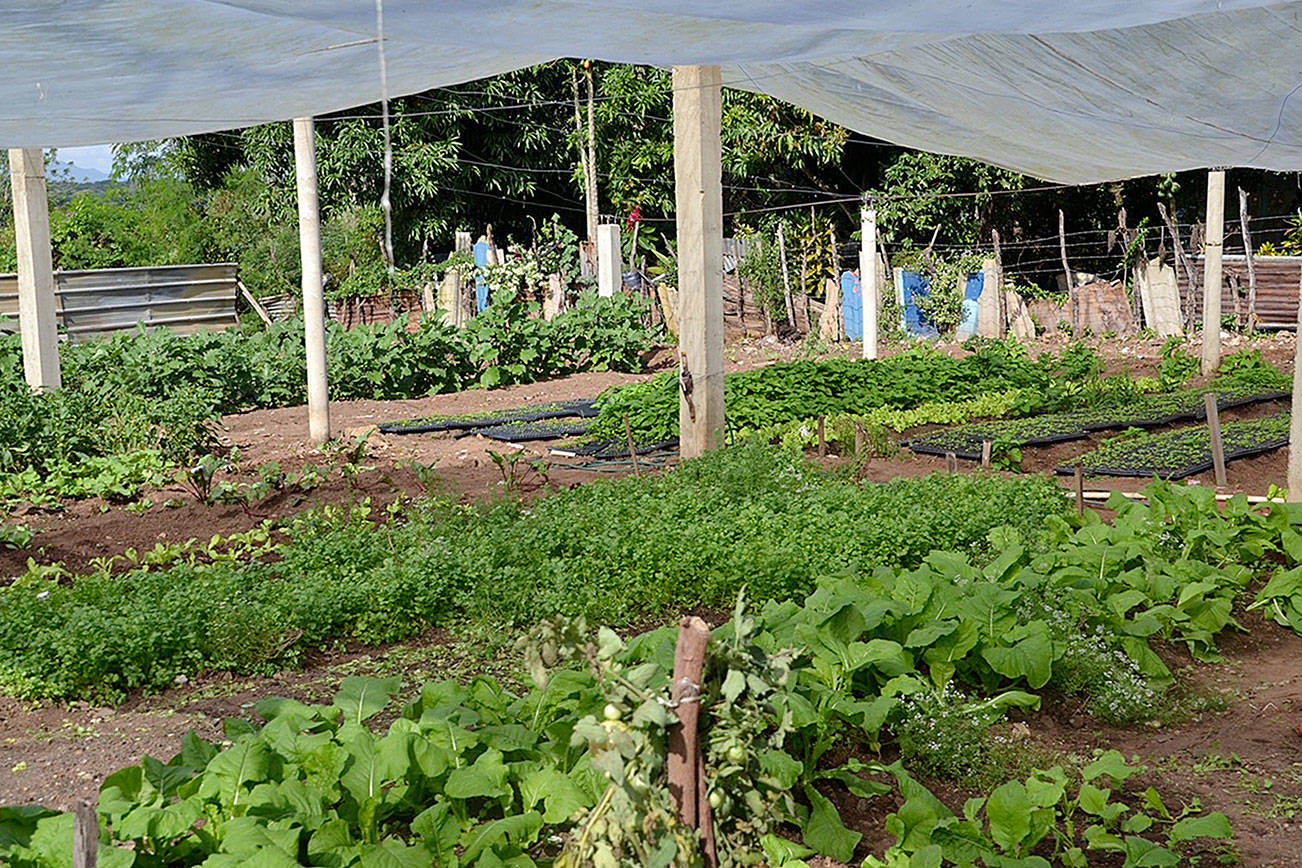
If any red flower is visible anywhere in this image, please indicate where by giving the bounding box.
[626,205,642,231]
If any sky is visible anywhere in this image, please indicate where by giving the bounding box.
[51,144,114,174]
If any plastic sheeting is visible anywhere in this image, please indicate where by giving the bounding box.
[2,1,1301,181]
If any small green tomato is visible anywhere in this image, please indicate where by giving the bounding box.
[603,703,622,721]
[708,790,724,810]
[726,744,746,764]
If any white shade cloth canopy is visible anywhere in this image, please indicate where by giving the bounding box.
[3,1,1301,182]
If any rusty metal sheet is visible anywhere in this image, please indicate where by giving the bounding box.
[0,263,240,342]
[1176,255,1302,330]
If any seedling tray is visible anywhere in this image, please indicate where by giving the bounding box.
[381,399,599,434]
[476,418,595,442]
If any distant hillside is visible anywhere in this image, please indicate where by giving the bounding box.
[48,160,110,183]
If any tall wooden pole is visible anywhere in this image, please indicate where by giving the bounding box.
[860,206,878,359]
[1059,209,1075,333]
[1238,186,1257,335]
[673,65,725,459]
[8,148,60,391]
[294,118,331,446]
[1201,169,1226,375]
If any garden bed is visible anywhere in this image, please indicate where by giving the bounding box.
[379,399,599,434]
[1061,411,1291,479]
[907,386,1288,459]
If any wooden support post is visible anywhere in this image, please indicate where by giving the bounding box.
[1074,463,1085,516]
[1290,268,1302,502]
[1158,202,1197,332]
[828,226,843,342]
[8,147,61,391]
[854,421,866,457]
[981,439,992,469]
[596,223,621,298]
[776,223,795,326]
[667,616,711,832]
[945,452,958,473]
[817,416,826,457]
[294,117,331,446]
[73,800,97,868]
[861,207,879,359]
[1204,392,1227,487]
[1238,187,1257,334]
[992,229,1006,339]
[1059,209,1075,334]
[673,65,725,459]
[1201,170,1226,375]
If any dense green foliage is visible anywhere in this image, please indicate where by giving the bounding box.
[0,447,1065,701]
[589,343,1088,443]
[0,462,1270,866]
[0,293,656,496]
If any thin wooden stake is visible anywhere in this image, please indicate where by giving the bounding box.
[854,421,866,457]
[1059,210,1076,333]
[776,223,795,327]
[829,226,843,342]
[1074,464,1085,516]
[991,228,1006,339]
[1204,393,1228,487]
[946,452,958,473]
[623,413,641,478]
[667,617,711,834]
[981,439,992,469]
[1239,187,1258,334]
[1158,202,1198,332]
[817,416,826,457]
[74,800,97,868]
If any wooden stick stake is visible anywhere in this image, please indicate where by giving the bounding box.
[776,223,795,327]
[946,452,958,473]
[981,439,992,469]
[1074,463,1085,516]
[74,800,97,868]
[1157,202,1198,332]
[667,617,711,834]
[623,413,641,478]
[854,421,866,458]
[817,416,826,457]
[1059,210,1075,333]
[1204,393,1228,487]
[991,228,1006,339]
[1239,187,1257,334]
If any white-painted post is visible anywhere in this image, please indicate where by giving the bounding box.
[860,207,878,360]
[672,65,725,459]
[596,223,621,298]
[293,117,330,446]
[1201,169,1226,376]
[8,148,60,391]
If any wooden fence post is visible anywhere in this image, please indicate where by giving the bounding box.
[667,616,714,864]
[1239,187,1257,334]
[981,439,992,469]
[1204,393,1228,487]
[946,452,958,473]
[74,800,97,868]
[1075,463,1085,516]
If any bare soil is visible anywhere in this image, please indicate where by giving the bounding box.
[3,330,1302,865]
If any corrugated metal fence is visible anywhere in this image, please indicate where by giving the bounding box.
[0,263,240,342]
[1177,255,1302,329]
